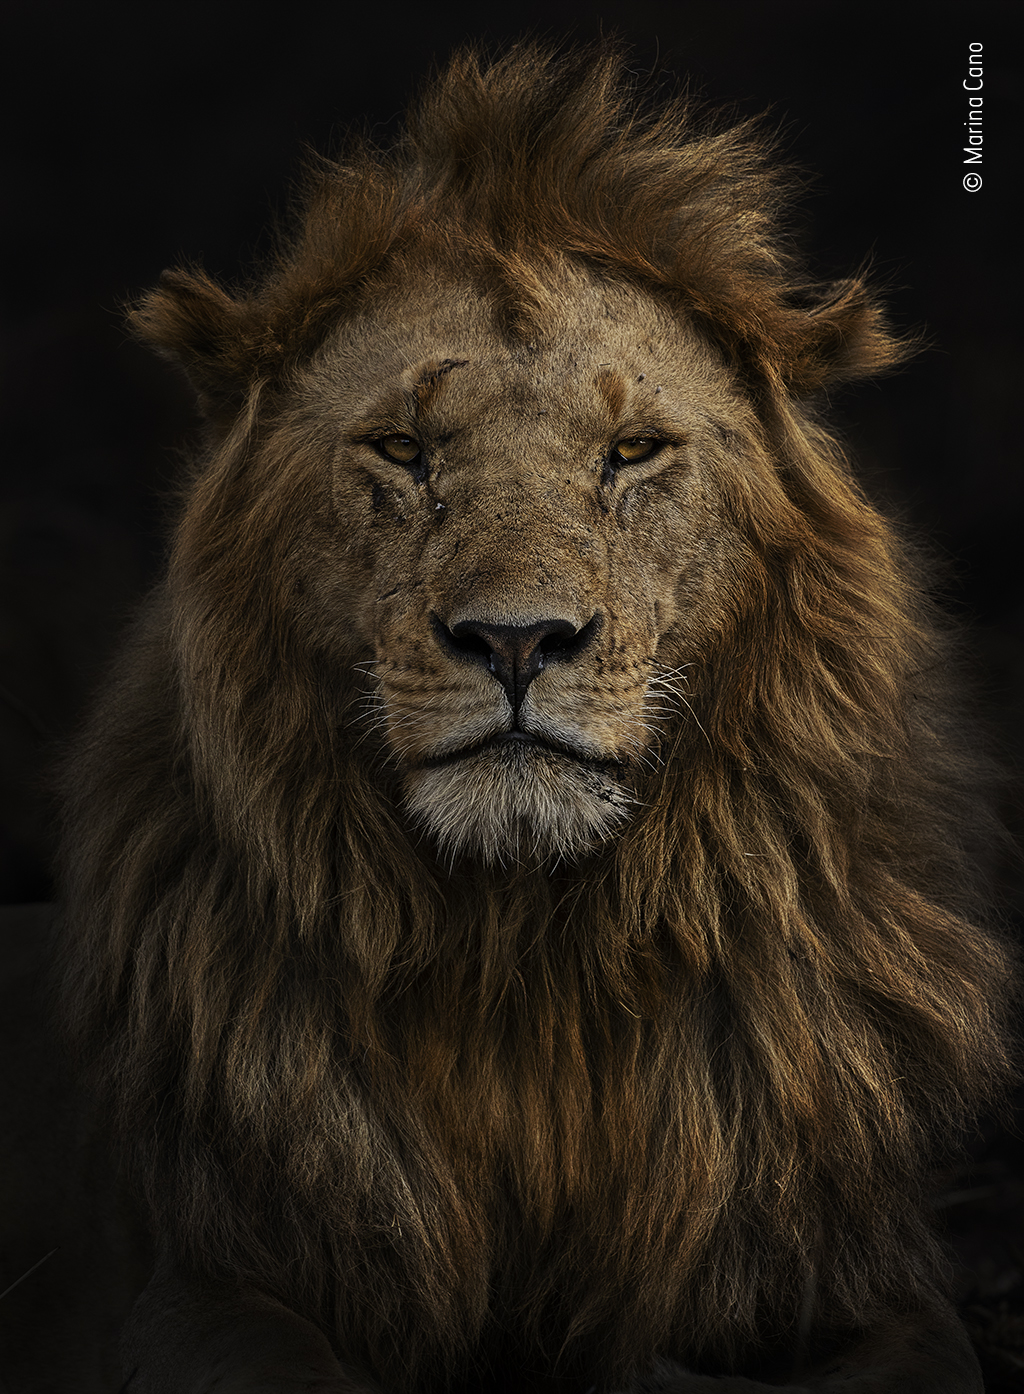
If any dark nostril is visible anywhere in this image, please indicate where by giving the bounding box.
[430,612,601,713]
[534,623,578,661]
[439,624,495,664]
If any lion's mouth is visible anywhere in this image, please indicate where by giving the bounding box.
[402,725,639,861]
[419,730,624,774]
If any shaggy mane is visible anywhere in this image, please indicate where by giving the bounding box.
[59,43,1016,1392]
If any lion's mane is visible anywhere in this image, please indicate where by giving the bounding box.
[58,45,1016,1390]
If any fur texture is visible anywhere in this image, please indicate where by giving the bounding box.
[58,44,1015,1391]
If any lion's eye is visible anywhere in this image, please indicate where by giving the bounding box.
[376,434,422,466]
[612,437,660,465]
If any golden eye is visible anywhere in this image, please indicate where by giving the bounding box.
[613,437,659,464]
[377,434,422,465]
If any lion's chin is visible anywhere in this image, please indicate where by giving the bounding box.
[402,742,635,864]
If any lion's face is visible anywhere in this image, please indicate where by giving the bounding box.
[291,269,752,861]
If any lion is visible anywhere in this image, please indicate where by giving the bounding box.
[16,42,1017,1394]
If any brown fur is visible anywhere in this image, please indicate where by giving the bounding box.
[56,44,1015,1392]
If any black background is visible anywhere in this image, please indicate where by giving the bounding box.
[0,0,1022,1375]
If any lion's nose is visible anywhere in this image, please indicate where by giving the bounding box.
[431,613,601,716]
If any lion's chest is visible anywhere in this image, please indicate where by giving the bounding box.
[325,1002,715,1382]
[359,1006,696,1312]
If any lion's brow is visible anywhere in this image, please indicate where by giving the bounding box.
[413,358,470,417]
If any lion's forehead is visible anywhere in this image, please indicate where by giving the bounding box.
[320,273,729,433]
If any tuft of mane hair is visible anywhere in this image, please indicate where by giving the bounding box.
[131,44,901,419]
[57,41,1016,1394]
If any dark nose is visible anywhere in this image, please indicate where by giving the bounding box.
[431,613,601,716]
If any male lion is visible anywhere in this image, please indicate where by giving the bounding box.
[24,42,1018,1394]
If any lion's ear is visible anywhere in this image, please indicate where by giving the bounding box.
[128,268,266,421]
[782,278,912,395]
